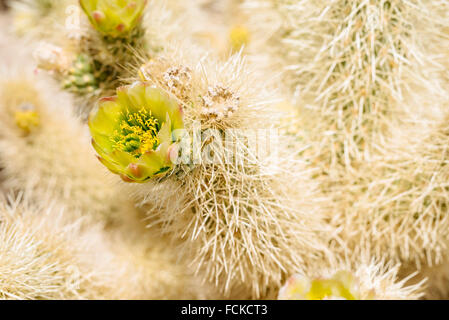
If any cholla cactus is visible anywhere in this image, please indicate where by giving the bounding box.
[20,0,150,118]
[229,25,250,53]
[80,0,147,38]
[0,192,214,299]
[89,82,184,182]
[62,54,99,95]
[106,208,220,299]
[318,105,449,301]
[246,0,449,172]
[367,112,449,292]
[0,194,116,299]
[279,261,424,300]
[110,235,220,299]
[70,0,149,114]
[245,0,449,297]
[33,43,102,109]
[91,52,329,298]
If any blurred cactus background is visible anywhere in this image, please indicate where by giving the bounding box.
[0,0,448,300]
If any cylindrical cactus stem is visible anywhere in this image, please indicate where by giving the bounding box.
[72,0,149,110]
[245,0,449,299]
[105,207,221,299]
[89,53,330,298]
[245,0,449,173]
[329,108,449,293]
[0,192,216,299]
[9,0,76,37]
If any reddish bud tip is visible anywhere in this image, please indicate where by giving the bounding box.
[120,174,135,183]
[92,11,105,22]
[127,163,141,178]
[99,96,117,103]
[116,24,125,32]
[168,144,179,164]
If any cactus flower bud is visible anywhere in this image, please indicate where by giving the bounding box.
[88,82,184,182]
[80,0,147,38]
[62,54,98,95]
[33,42,71,72]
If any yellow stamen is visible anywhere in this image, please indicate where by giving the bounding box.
[111,108,161,157]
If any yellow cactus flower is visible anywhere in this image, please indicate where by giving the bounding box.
[63,54,98,95]
[14,104,40,134]
[279,271,361,300]
[80,0,147,38]
[229,25,250,52]
[89,82,184,183]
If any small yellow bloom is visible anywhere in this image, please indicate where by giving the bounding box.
[229,25,250,52]
[279,271,361,300]
[14,104,40,134]
[89,82,184,183]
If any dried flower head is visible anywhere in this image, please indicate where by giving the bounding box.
[201,84,240,120]
[139,58,193,101]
